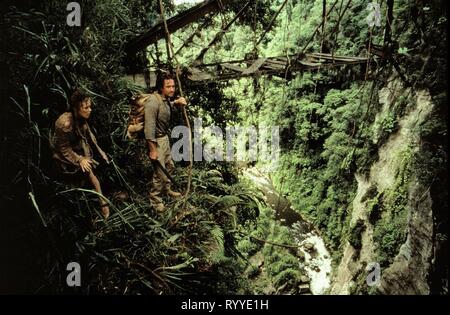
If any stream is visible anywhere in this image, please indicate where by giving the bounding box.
[243,167,332,295]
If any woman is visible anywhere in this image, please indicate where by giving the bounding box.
[52,89,110,219]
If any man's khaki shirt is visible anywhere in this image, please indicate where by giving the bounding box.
[143,93,172,142]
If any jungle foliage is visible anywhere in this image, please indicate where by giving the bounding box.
[0,0,266,294]
[1,0,447,294]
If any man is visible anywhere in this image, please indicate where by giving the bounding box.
[144,73,187,212]
[52,89,110,219]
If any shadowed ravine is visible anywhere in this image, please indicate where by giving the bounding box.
[243,167,332,295]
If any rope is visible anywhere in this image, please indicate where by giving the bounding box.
[194,1,252,64]
[252,0,258,57]
[364,27,374,82]
[383,0,394,47]
[320,0,327,55]
[314,0,328,95]
[217,0,233,51]
[173,15,215,57]
[274,2,292,214]
[158,0,193,207]
[217,0,225,11]
[314,0,351,93]
[296,0,339,59]
[330,0,351,61]
[345,22,383,166]
[346,1,397,153]
[256,0,290,47]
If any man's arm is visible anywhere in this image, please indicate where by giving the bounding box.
[173,97,188,107]
[147,140,158,160]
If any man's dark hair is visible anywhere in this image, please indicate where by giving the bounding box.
[155,72,175,93]
[70,89,90,110]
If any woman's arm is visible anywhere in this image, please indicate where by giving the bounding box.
[54,118,83,166]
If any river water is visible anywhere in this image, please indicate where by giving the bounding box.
[243,167,332,295]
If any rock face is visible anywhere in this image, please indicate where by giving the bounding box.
[330,77,438,295]
[378,182,433,294]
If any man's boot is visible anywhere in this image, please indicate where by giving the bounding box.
[154,202,165,212]
[101,203,110,220]
[166,189,182,198]
[149,192,165,212]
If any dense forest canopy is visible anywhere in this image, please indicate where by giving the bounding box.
[0,0,447,296]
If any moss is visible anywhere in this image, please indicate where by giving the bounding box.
[237,239,260,257]
[348,261,382,295]
[372,148,413,267]
[348,219,366,251]
[273,269,303,293]
[247,264,261,279]
[361,185,378,202]
[373,212,408,267]
[367,192,383,224]
[373,111,398,145]
[348,266,367,295]
[392,94,411,118]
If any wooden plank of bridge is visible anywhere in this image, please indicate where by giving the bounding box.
[268,58,287,66]
[261,62,285,71]
[299,60,322,68]
[265,58,287,67]
[221,63,245,72]
[242,58,268,75]
[308,52,367,62]
[188,67,213,81]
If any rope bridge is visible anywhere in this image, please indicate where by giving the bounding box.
[125,0,391,86]
[184,52,370,83]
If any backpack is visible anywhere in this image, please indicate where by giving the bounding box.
[126,92,164,140]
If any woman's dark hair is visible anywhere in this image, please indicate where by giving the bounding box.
[69,89,91,129]
[155,72,175,93]
[70,89,90,110]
